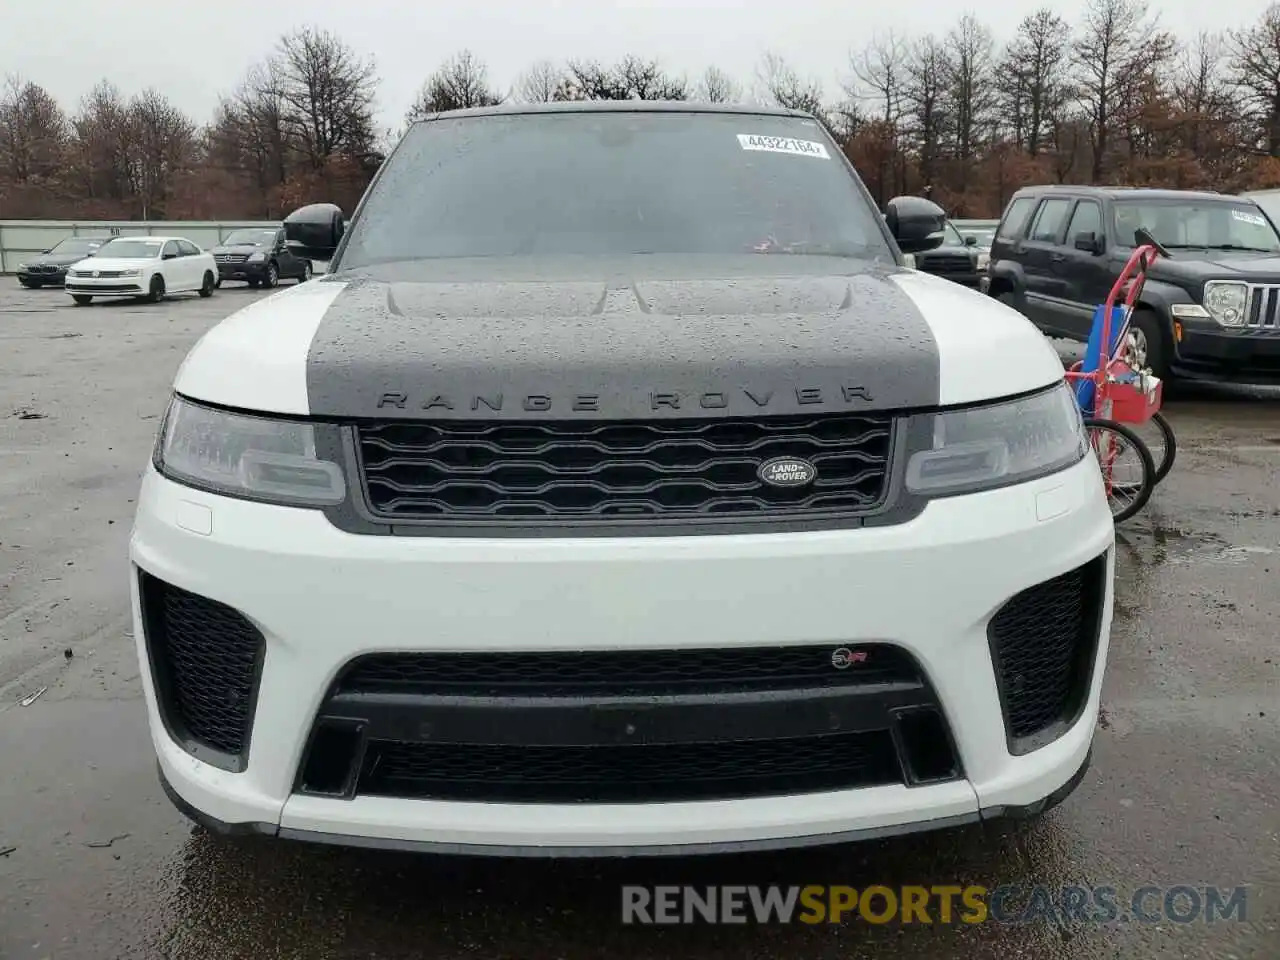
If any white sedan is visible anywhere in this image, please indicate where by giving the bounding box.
[65,236,218,305]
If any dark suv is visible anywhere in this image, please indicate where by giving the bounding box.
[986,185,1280,382]
[913,220,982,289]
[208,227,313,288]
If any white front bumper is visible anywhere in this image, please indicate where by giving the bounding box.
[130,455,1114,854]
[65,272,147,296]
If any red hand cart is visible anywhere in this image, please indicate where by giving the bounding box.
[1063,229,1176,522]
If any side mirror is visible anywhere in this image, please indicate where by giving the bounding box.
[1074,232,1102,254]
[283,202,346,261]
[162,252,177,260]
[964,235,977,247]
[885,196,946,254]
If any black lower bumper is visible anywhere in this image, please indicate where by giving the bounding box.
[217,263,268,281]
[1172,326,1280,384]
[295,645,964,805]
[156,745,1095,857]
[18,271,65,285]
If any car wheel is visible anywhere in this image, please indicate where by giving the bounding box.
[198,272,215,298]
[264,263,279,288]
[1125,307,1168,380]
[299,261,313,283]
[147,275,165,304]
[72,294,93,306]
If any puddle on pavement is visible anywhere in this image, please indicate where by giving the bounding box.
[1115,520,1277,572]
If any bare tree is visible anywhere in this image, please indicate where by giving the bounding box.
[68,80,132,202]
[1071,0,1176,181]
[273,25,380,170]
[408,50,504,121]
[945,15,997,173]
[566,56,689,100]
[1172,32,1234,164]
[124,89,196,218]
[0,76,67,182]
[516,59,563,103]
[755,52,826,116]
[208,62,290,197]
[1229,4,1280,156]
[696,65,742,103]
[850,31,909,125]
[902,37,952,193]
[998,9,1072,156]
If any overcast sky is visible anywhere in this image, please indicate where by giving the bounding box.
[2,0,1271,130]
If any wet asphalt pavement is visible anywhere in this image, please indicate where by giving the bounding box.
[0,281,1277,959]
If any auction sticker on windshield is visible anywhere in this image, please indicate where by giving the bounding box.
[737,134,830,159]
[1231,209,1267,226]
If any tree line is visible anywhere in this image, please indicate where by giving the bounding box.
[5,0,1280,222]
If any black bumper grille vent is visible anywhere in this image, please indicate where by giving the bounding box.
[988,554,1108,751]
[357,730,902,803]
[338,644,920,697]
[139,573,263,764]
[356,414,894,523]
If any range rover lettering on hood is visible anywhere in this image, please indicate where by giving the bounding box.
[304,271,941,419]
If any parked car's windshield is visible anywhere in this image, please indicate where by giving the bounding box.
[94,239,163,259]
[339,110,892,266]
[965,228,995,248]
[224,229,277,246]
[51,238,104,256]
[1112,199,1280,253]
[941,222,967,247]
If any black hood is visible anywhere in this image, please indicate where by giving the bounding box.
[27,252,89,266]
[1153,250,1280,283]
[210,244,264,255]
[304,255,942,421]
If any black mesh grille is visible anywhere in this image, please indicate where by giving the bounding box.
[357,730,902,803]
[139,573,263,759]
[988,555,1107,748]
[356,414,894,522]
[338,644,920,697]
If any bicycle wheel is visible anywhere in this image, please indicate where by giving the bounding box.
[1137,411,1176,485]
[1083,418,1156,523]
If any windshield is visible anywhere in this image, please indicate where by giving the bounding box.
[1112,200,1280,253]
[339,110,891,266]
[224,229,277,246]
[95,239,163,259]
[941,222,966,247]
[51,238,104,256]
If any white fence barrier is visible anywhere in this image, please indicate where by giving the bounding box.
[0,220,278,274]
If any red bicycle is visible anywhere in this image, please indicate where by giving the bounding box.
[1065,228,1176,522]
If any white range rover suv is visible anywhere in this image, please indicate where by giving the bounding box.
[130,102,1115,856]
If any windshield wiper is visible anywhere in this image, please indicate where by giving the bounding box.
[1156,243,1277,253]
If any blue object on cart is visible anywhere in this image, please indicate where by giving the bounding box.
[1075,304,1129,415]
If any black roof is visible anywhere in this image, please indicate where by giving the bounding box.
[411,100,816,124]
[1012,184,1228,202]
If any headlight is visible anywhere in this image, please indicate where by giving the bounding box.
[248,252,266,262]
[977,251,990,272]
[154,396,345,507]
[16,263,27,270]
[905,382,1086,496]
[118,269,141,278]
[1202,281,1247,326]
